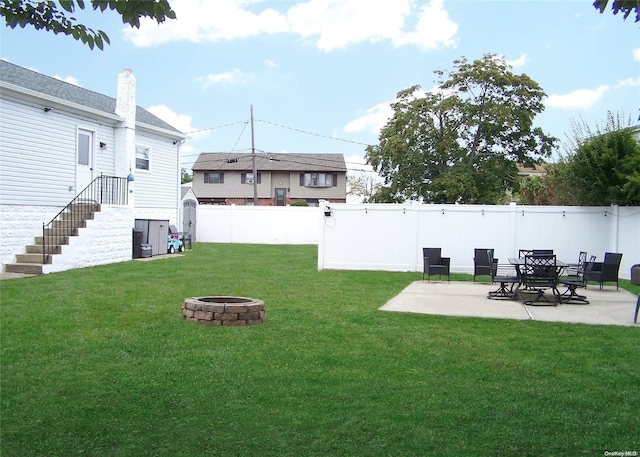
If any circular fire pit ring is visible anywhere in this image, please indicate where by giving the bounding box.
[181,296,265,326]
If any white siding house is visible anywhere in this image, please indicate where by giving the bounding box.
[0,60,186,273]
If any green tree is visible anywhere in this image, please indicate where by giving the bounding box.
[365,54,556,204]
[517,164,579,205]
[347,173,381,203]
[593,0,640,22]
[181,167,192,184]
[565,127,640,205]
[0,0,176,50]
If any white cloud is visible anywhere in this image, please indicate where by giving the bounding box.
[199,68,247,87]
[617,76,640,87]
[124,0,458,51]
[54,75,81,86]
[633,48,640,62]
[146,104,206,138]
[546,85,610,110]
[344,85,438,134]
[344,102,393,134]
[391,0,458,50]
[505,53,528,68]
[265,59,278,68]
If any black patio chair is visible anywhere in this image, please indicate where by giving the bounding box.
[487,249,520,300]
[565,251,587,278]
[587,252,623,290]
[473,248,497,282]
[422,248,450,282]
[518,249,533,258]
[560,255,596,304]
[518,254,561,305]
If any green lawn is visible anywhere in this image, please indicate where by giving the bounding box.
[1,243,639,456]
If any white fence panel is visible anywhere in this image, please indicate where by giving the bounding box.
[318,203,639,280]
[197,205,320,244]
[192,202,639,280]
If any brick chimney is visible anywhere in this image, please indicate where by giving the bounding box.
[114,68,136,180]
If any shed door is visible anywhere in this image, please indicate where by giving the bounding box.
[76,129,95,193]
[183,200,196,242]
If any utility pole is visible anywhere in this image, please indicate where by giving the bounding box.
[251,105,258,204]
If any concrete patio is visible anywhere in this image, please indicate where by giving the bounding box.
[380,281,640,327]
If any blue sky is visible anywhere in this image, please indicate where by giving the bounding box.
[1,0,638,178]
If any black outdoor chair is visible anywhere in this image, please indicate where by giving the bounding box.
[587,252,623,290]
[486,249,520,300]
[518,249,533,258]
[473,248,497,282]
[518,254,561,305]
[532,249,554,255]
[422,248,450,282]
[565,251,587,278]
[560,255,596,304]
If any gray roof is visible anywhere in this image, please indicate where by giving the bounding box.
[0,60,184,136]
[192,152,347,172]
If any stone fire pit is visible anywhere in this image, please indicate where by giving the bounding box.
[181,296,265,326]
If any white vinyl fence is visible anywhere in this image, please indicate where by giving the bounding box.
[196,203,640,280]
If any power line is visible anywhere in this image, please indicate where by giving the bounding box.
[255,118,373,146]
[184,120,248,135]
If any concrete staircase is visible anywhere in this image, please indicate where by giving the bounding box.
[4,203,100,275]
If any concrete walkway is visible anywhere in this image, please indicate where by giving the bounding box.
[380,281,640,327]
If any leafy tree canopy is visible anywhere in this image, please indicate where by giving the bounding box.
[593,0,640,22]
[566,127,640,205]
[518,112,640,206]
[0,0,176,50]
[366,54,556,204]
[181,167,192,184]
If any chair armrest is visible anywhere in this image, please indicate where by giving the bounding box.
[591,262,604,272]
[442,257,451,266]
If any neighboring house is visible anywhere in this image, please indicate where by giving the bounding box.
[0,60,186,273]
[191,152,347,206]
[517,163,547,177]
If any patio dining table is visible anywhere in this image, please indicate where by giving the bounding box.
[508,257,570,304]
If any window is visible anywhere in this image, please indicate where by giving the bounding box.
[204,172,224,184]
[241,172,261,184]
[300,172,338,187]
[135,145,150,170]
[77,131,91,166]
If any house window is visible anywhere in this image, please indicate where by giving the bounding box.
[204,172,224,184]
[241,172,261,184]
[135,145,150,171]
[300,172,337,187]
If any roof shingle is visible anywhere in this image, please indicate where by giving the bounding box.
[0,60,183,135]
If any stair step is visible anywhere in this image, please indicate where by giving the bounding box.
[26,244,61,255]
[5,263,43,275]
[44,227,78,237]
[15,253,49,264]
[35,235,70,245]
[51,219,87,230]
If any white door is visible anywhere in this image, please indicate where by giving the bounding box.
[76,129,95,193]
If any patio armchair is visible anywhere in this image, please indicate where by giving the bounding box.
[473,248,497,282]
[565,251,587,278]
[587,252,623,290]
[486,249,520,300]
[422,248,450,282]
[518,254,561,305]
[560,255,596,304]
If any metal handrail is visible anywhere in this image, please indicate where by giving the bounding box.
[42,176,128,264]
